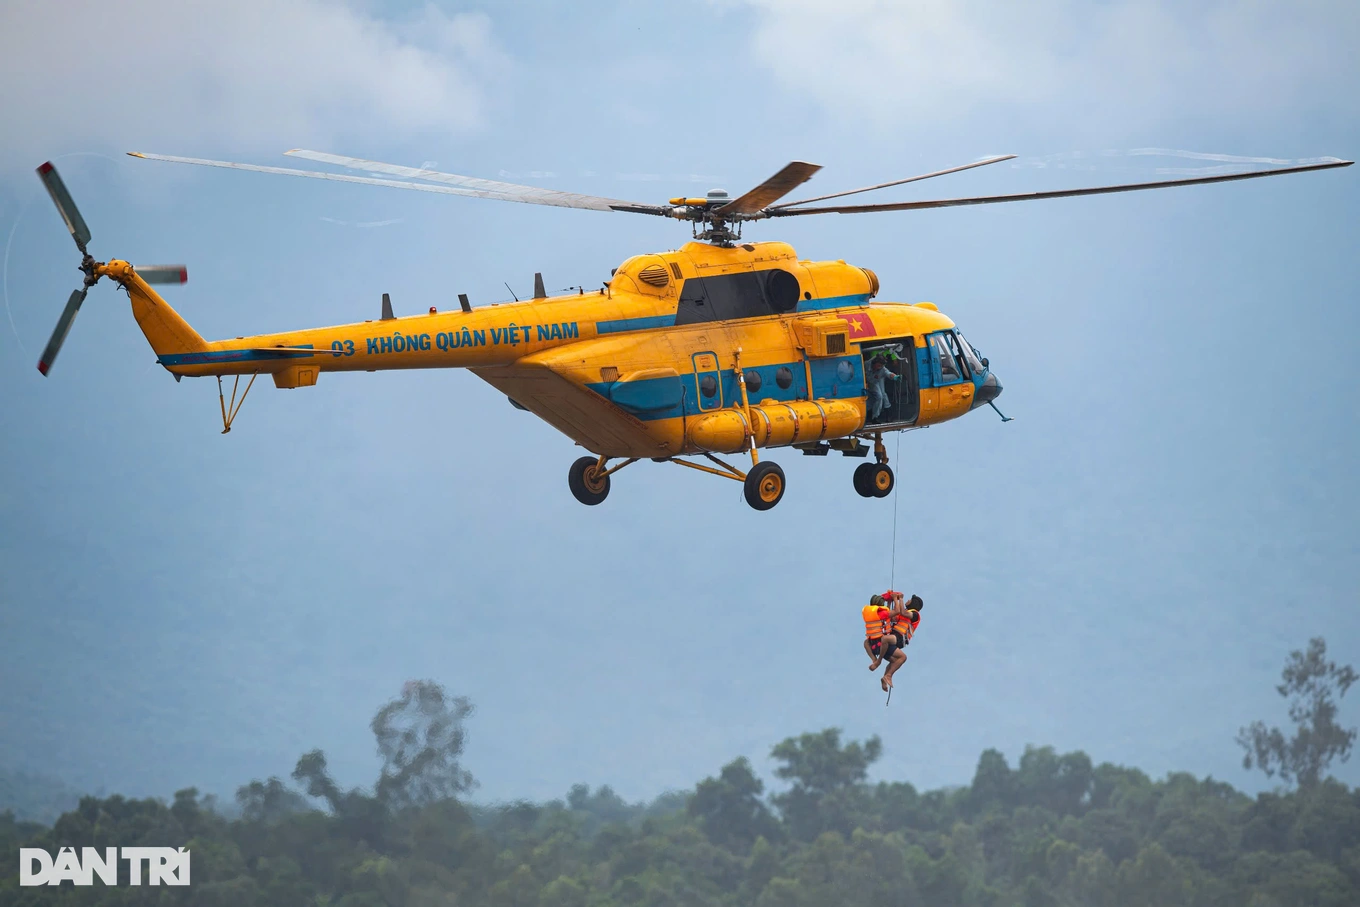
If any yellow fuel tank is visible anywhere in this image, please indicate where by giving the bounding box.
[688,409,748,453]
[688,399,864,453]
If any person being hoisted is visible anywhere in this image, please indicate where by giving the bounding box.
[863,594,906,692]
[872,590,923,692]
[885,591,923,653]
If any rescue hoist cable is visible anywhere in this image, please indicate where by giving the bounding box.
[887,368,904,707]
[889,366,904,590]
[890,427,901,590]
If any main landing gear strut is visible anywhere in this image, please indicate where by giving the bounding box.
[567,452,787,511]
[566,348,788,511]
[852,431,895,499]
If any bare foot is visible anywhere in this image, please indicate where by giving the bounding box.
[881,676,890,692]
[868,659,881,671]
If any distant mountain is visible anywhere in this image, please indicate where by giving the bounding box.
[0,768,83,824]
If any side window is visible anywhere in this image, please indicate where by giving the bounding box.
[928,333,962,384]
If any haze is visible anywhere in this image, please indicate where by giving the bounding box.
[1,0,1357,807]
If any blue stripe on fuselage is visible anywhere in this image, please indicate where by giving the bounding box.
[587,354,867,422]
[157,348,318,366]
[795,293,872,312]
[596,314,676,334]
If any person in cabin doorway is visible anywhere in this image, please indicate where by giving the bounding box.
[866,355,900,423]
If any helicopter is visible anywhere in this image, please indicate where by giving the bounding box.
[31,149,1351,510]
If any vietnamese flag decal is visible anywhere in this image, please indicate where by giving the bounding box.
[836,312,876,339]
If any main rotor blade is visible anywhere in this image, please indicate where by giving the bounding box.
[286,150,652,213]
[714,161,822,216]
[133,265,188,285]
[131,152,537,201]
[766,159,1354,217]
[37,288,87,376]
[131,151,665,215]
[771,155,1018,209]
[35,162,92,252]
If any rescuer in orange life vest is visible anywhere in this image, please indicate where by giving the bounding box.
[863,591,923,692]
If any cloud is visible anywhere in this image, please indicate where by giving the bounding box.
[740,0,1359,135]
[0,0,507,169]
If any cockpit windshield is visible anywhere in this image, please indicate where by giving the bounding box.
[954,330,986,375]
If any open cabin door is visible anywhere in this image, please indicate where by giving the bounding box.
[861,337,918,428]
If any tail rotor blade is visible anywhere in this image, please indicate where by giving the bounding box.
[135,265,188,285]
[37,288,88,376]
[35,162,92,252]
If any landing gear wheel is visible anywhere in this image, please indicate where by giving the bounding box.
[853,462,877,497]
[870,463,894,498]
[568,456,610,506]
[743,461,786,511]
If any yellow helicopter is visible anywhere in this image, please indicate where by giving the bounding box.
[32,150,1351,510]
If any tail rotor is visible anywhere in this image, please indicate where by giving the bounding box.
[36,161,92,254]
[32,161,187,377]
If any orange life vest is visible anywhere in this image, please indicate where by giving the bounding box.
[862,605,890,639]
[894,609,920,640]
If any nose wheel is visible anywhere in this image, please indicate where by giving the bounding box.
[854,462,894,498]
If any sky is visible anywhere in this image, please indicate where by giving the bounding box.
[1,0,1358,809]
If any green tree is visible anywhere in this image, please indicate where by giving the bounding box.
[769,728,881,840]
[372,679,477,808]
[688,757,780,850]
[969,748,1015,815]
[770,729,882,795]
[1237,637,1358,788]
[1115,842,1192,907]
[236,777,311,822]
[1015,746,1094,817]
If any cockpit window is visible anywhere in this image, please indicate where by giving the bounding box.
[943,331,970,379]
[954,330,985,375]
[928,332,963,383]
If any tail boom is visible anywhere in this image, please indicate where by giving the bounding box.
[102,261,208,367]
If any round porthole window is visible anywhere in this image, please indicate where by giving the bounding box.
[745,370,763,393]
[836,360,854,383]
[775,366,793,390]
[700,375,718,398]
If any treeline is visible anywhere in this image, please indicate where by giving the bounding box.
[3,640,1358,907]
[3,726,1358,904]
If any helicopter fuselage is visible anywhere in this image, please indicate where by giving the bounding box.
[134,240,997,459]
